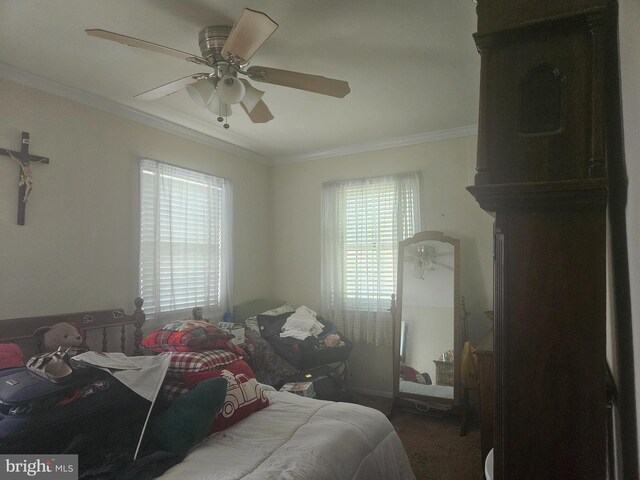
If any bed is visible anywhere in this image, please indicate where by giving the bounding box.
[158,388,414,480]
[0,299,415,480]
[399,380,454,399]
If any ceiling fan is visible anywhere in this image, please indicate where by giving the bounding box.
[86,8,350,128]
[405,244,454,279]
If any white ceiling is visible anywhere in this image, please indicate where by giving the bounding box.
[0,0,480,163]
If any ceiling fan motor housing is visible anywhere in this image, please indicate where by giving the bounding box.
[198,26,231,64]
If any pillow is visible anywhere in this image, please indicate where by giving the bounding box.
[151,377,228,456]
[257,312,293,337]
[184,360,269,432]
[400,363,426,384]
[166,350,240,381]
[0,343,24,369]
[142,320,244,355]
[160,380,191,403]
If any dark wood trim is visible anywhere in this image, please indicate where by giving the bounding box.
[602,2,639,476]
[467,179,608,213]
[0,298,145,356]
[469,2,620,477]
[475,349,494,464]
[474,36,492,186]
[476,2,607,36]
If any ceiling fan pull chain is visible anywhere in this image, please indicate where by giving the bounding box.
[223,108,230,129]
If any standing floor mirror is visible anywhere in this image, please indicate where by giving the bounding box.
[392,231,462,409]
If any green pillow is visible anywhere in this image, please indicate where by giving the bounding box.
[151,377,228,455]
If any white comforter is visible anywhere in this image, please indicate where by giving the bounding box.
[158,390,415,480]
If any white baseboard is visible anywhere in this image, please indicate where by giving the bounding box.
[350,386,394,399]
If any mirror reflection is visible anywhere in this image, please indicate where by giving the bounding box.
[393,231,461,406]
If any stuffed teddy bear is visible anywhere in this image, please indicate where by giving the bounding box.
[34,322,85,352]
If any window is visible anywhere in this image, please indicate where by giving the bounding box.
[139,159,233,325]
[321,173,420,346]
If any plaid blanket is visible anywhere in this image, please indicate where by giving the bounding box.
[142,320,243,356]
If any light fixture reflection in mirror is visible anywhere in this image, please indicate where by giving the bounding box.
[407,243,454,279]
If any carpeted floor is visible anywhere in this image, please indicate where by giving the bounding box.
[356,395,484,480]
[391,407,483,480]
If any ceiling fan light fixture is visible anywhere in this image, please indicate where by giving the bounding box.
[186,78,216,108]
[206,93,232,117]
[239,79,264,113]
[217,75,246,104]
[87,8,350,128]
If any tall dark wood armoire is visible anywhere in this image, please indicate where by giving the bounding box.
[468,1,616,479]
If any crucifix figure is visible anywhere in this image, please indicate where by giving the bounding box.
[1,132,50,225]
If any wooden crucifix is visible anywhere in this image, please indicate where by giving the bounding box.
[1,132,49,225]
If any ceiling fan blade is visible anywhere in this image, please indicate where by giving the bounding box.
[222,9,278,63]
[86,29,205,63]
[247,66,351,98]
[134,74,207,101]
[241,99,274,123]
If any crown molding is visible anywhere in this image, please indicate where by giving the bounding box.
[0,62,270,165]
[1,62,477,167]
[271,125,478,165]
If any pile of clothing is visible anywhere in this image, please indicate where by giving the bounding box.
[257,306,352,370]
[279,306,344,348]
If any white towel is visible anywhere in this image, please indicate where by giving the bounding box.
[71,352,170,401]
[280,306,324,340]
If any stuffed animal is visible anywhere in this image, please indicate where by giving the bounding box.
[34,322,84,352]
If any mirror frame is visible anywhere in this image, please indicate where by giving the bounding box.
[392,230,461,406]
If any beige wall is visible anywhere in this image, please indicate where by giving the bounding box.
[0,79,272,320]
[403,306,454,382]
[619,0,640,465]
[270,136,494,393]
[0,78,493,397]
[270,136,494,334]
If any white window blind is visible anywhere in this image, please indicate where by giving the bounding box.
[321,173,420,346]
[139,159,233,324]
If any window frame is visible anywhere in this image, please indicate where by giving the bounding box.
[138,159,232,322]
[322,172,420,314]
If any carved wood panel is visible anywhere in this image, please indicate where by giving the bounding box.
[477,22,593,184]
[494,209,607,479]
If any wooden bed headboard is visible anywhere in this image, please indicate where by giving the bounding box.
[0,298,146,357]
